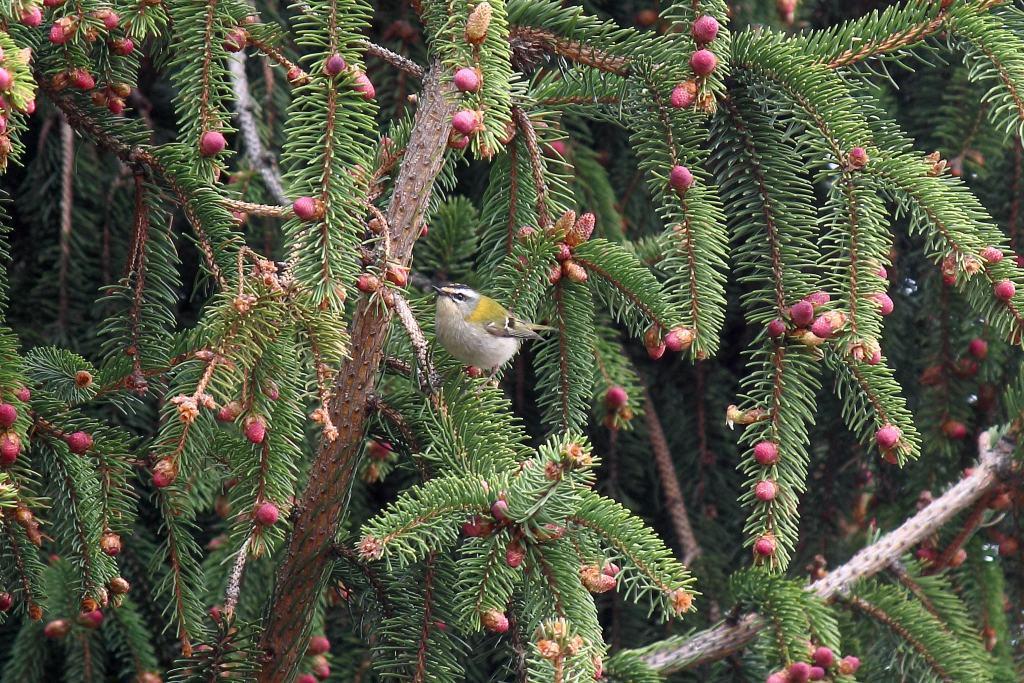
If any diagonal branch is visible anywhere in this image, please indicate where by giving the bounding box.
[625,428,1016,674]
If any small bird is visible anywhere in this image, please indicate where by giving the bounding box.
[433,284,552,371]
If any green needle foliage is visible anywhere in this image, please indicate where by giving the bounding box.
[0,0,1022,681]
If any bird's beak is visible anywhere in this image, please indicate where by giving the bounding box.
[431,285,443,296]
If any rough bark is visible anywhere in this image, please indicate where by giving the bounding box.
[256,62,455,681]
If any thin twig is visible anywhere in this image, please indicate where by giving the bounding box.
[229,53,290,206]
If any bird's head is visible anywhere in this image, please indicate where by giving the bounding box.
[433,283,482,320]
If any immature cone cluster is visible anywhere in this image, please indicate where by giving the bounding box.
[546,210,596,284]
[773,290,857,348]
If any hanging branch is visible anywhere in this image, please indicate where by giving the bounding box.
[229,52,290,206]
[643,388,702,566]
[626,428,1016,674]
[257,61,456,681]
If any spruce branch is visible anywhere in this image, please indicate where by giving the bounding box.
[642,388,701,566]
[257,62,456,680]
[628,428,1016,673]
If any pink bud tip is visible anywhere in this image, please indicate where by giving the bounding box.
[101,12,119,29]
[0,437,20,465]
[754,480,777,501]
[875,424,901,449]
[255,501,279,526]
[788,662,811,683]
[868,349,881,365]
[454,67,481,92]
[452,109,479,135]
[108,98,125,115]
[605,386,628,409]
[293,197,318,220]
[809,666,826,680]
[0,69,13,91]
[490,499,509,521]
[670,83,696,108]
[0,403,16,428]
[66,431,92,454]
[873,292,894,315]
[49,24,68,44]
[968,338,988,359]
[73,70,95,90]
[669,165,694,192]
[767,318,786,338]
[153,469,174,488]
[325,54,346,76]
[754,535,776,556]
[691,15,720,44]
[753,441,779,466]
[548,140,567,157]
[994,280,1016,301]
[840,655,861,674]
[878,265,888,279]
[297,675,318,683]
[812,646,834,668]
[981,246,1003,263]
[766,675,787,683]
[664,327,692,352]
[789,300,814,327]
[806,290,830,307]
[689,49,718,76]
[646,343,666,360]
[112,37,134,55]
[810,316,832,339]
[308,635,330,655]
[80,609,103,628]
[199,130,226,157]
[354,72,375,100]
[20,8,42,26]
[244,419,266,444]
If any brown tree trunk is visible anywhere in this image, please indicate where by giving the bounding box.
[257,62,455,681]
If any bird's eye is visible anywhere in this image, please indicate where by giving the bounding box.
[453,293,465,301]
